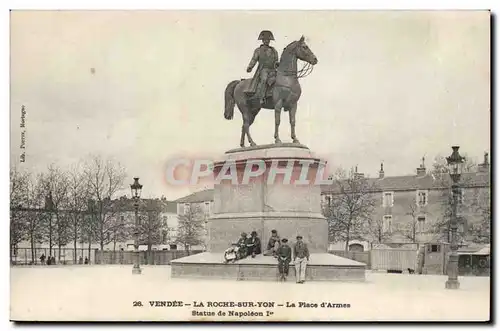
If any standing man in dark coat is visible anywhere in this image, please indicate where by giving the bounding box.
[277,238,292,281]
[293,235,310,284]
[245,30,279,105]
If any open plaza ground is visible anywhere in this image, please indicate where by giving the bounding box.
[10,265,490,321]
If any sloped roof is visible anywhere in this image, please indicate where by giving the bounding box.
[173,172,490,202]
[321,171,490,194]
[111,197,177,213]
[175,189,214,203]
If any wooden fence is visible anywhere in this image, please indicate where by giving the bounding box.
[11,247,95,265]
[370,248,418,271]
[94,250,204,265]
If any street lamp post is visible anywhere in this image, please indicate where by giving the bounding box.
[445,146,465,290]
[130,177,143,275]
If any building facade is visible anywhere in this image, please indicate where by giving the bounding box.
[172,154,491,252]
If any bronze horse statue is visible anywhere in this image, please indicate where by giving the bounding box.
[224,36,318,147]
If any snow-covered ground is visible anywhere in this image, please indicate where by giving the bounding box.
[10,265,490,322]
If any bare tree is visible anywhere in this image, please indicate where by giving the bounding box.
[403,200,422,243]
[81,199,98,262]
[40,165,71,260]
[136,200,168,264]
[430,155,478,244]
[66,163,91,263]
[365,218,391,246]
[84,156,127,254]
[24,173,46,264]
[176,204,205,254]
[469,187,491,244]
[323,168,377,252]
[431,153,477,176]
[110,214,130,252]
[10,167,28,263]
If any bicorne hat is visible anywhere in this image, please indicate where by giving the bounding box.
[258,30,275,41]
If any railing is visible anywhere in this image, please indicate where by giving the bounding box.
[10,247,95,265]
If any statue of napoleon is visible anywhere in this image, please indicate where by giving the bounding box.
[244,30,279,106]
[224,30,318,148]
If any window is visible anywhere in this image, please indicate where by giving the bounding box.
[382,192,394,207]
[183,203,190,214]
[383,215,393,233]
[325,196,332,206]
[205,201,211,215]
[428,244,441,253]
[417,190,428,206]
[417,215,426,232]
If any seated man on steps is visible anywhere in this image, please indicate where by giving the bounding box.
[236,232,249,259]
[277,238,292,282]
[223,232,250,263]
[245,231,262,258]
[224,243,240,263]
[263,229,280,257]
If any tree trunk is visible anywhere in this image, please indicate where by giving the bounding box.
[58,244,62,263]
[147,243,153,265]
[88,239,91,264]
[73,215,78,264]
[73,239,77,264]
[48,213,53,258]
[30,235,35,264]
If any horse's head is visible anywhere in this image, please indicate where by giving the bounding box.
[294,35,318,65]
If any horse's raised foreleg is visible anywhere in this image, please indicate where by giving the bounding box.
[289,103,300,144]
[274,100,283,144]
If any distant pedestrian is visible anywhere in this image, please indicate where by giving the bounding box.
[40,254,46,265]
[84,257,89,265]
[293,235,310,284]
[277,238,292,282]
[79,256,83,265]
[47,256,52,266]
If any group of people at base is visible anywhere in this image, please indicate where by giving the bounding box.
[224,229,310,283]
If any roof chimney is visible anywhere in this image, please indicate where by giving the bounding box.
[416,156,426,177]
[354,165,364,180]
[478,152,490,173]
[379,162,385,179]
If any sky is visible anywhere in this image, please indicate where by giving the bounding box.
[10,10,490,200]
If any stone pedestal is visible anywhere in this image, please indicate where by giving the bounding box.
[209,143,328,252]
[171,144,366,282]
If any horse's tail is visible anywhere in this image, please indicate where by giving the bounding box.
[224,80,240,120]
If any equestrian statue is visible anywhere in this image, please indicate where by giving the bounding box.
[224,30,318,147]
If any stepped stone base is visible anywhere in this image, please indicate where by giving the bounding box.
[171,252,366,282]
